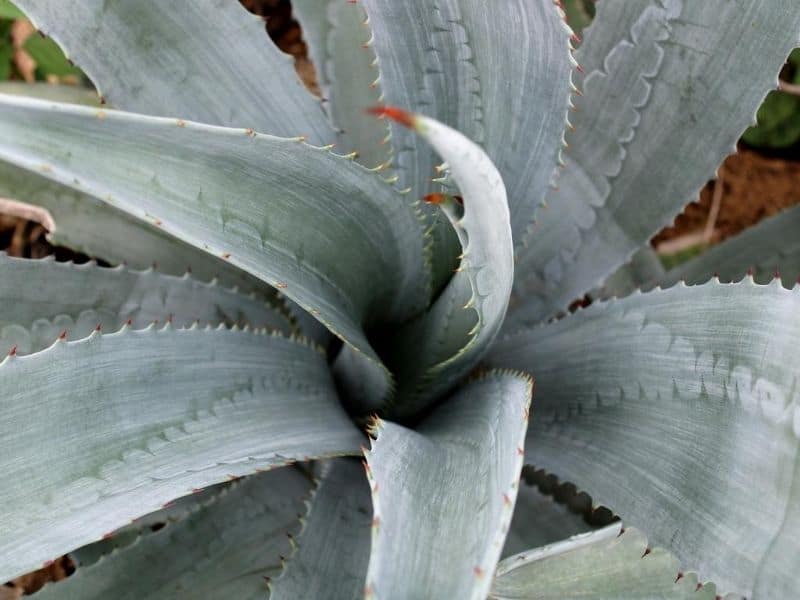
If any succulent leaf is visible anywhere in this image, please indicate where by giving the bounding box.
[501,481,597,560]
[270,459,372,600]
[0,82,100,106]
[364,371,532,599]
[68,482,230,569]
[0,95,432,406]
[33,468,312,599]
[656,205,800,289]
[13,0,335,144]
[512,0,800,324]
[594,246,666,301]
[0,326,361,582]
[0,252,293,355]
[486,279,800,596]
[361,0,574,254]
[293,0,392,171]
[490,524,729,600]
[377,111,514,416]
[0,160,272,295]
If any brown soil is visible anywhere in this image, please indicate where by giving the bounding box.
[654,145,800,248]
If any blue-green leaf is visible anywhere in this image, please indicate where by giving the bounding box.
[361,0,574,253]
[0,253,293,356]
[364,371,532,599]
[13,0,335,143]
[270,459,372,600]
[0,326,361,582]
[491,525,729,600]
[487,280,800,596]
[292,0,392,171]
[512,0,800,324]
[656,205,800,288]
[35,468,312,599]
[376,110,513,416]
[0,95,431,406]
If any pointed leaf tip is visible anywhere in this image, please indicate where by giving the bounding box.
[366,106,417,129]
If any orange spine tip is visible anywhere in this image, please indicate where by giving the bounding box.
[366,105,416,129]
[423,193,447,205]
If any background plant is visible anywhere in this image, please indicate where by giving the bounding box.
[0,1,798,598]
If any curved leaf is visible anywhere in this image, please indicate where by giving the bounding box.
[376,110,513,417]
[361,0,574,251]
[0,253,293,355]
[0,82,100,105]
[0,83,273,295]
[292,0,392,170]
[68,482,230,569]
[594,246,665,300]
[364,371,532,599]
[501,482,596,560]
[0,160,271,295]
[0,95,431,405]
[491,525,728,600]
[270,459,372,600]
[0,326,362,582]
[34,468,312,599]
[657,205,800,288]
[513,0,800,323]
[486,280,800,596]
[14,0,335,144]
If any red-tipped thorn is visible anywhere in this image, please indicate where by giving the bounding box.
[95,323,102,332]
[424,193,447,205]
[58,330,67,340]
[366,105,416,129]
[8,345,17,357]
[125,318,133,327]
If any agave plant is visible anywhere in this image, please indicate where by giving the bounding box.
[0,0,799,597]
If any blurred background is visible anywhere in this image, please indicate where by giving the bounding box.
[1,0,798,595]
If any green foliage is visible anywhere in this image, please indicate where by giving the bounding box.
[742,48,800,148]
[0,1,798,598]
[0,19,11,80]
[562,0,595,36]
[0,0,21,20]
[22,34,82,78]
[0,0,86,82]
